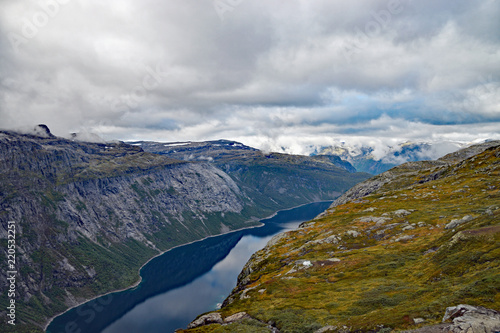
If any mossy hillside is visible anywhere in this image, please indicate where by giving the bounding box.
[181,145,500,332]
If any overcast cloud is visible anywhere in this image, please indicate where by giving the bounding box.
[0,0,499,154]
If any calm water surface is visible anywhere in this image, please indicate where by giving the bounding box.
[47,201,332,333]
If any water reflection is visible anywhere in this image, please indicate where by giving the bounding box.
[47,201,331,333]
[103,233,282,333]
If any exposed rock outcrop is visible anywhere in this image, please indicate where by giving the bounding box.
[445,215,475,229]
[33,124,55,138]
[187,313,223,329]
[403,305,500,333]
[224,312,252,323]
[443,304,500,333]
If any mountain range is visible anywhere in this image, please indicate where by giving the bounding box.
[0,126,369,333]
[314,141,473,174]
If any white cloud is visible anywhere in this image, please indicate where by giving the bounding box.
[0,0,498,152]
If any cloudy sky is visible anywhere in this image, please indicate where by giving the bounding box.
[1,0,499,154]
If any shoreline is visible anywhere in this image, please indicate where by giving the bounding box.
[44,200,333,331]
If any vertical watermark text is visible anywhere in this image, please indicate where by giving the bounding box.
[6,220,17,325]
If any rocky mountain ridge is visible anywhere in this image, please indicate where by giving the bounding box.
[134,140,367,212]
[132,140,357,173]
[181,141,500,333]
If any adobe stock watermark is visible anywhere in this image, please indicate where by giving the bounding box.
[63,295,113,333]
[341,0,411,63]
[6,0,72,53]
[453,74,498,111]
[6,221,17,326]
[112,61,170,112]
[213,0,244,21]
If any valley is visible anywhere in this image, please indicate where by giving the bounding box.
[0,128,368,332]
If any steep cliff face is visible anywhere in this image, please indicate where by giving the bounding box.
[0,130,369,332]
[134,140,368,211]
[181,141,500,333]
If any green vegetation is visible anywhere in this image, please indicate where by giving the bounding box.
[40,190,65,209]
[0,235,158,333]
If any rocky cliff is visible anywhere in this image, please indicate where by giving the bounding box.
[0,127,369,332]
[0,129,249,332]
[181,141,500,333]
[134,140,366,211]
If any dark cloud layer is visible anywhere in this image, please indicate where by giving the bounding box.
[0,0,499,153]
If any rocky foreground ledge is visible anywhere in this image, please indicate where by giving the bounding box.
[403,304,500,333]
[182,304,500,332]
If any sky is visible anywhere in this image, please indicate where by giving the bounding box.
[0,0,499,155]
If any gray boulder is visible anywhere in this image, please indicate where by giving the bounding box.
[358,216,392,225]
[445,215,475,229]
[401,304,500,333]
[315,326,337,333]
[224,312,252,323]
[187,312,223,329]
[443,304,500,333]
[393,209,412,217]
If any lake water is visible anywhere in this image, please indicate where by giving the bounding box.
[47,201,332,333]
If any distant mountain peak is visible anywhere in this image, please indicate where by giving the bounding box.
[69,131,107,143]
[316,140,471,174]
[33,124,55,138]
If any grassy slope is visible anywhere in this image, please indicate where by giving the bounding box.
[181,145,500,332]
